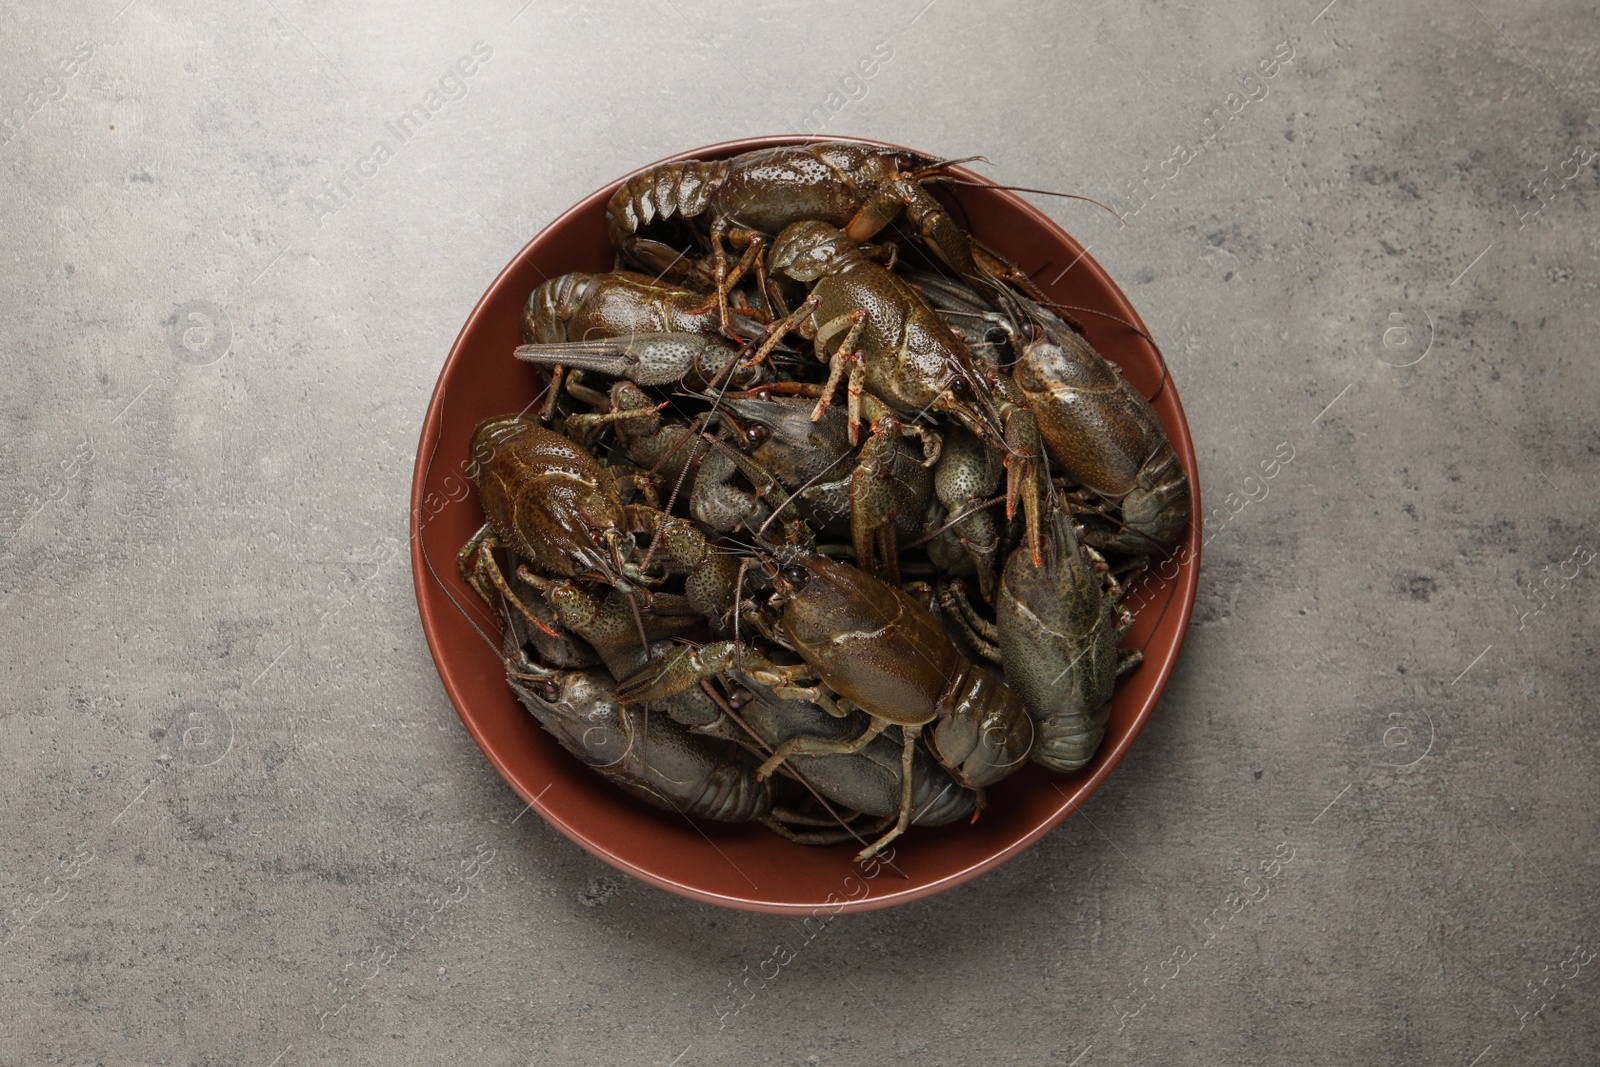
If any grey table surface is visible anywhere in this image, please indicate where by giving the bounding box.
[3,1,1598,1064]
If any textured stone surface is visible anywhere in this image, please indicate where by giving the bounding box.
[3,1,1598,1063]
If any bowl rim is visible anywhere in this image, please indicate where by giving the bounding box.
[410,134,1201,914]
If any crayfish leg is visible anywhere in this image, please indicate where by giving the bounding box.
[970,239,1052,305]
[854,723,923,863]
[456,523,495,591]
[808,309,867,434]
[539,365,565,422]
[458,525,548,636]
[861,179,1018,321]
[840,184,908,247]
[937,578,1002,665]
[742,295,819,373]
[810,347,850,425]
[565,402,665,433]
[614,641,738,706]
[761,815,895,847]
[998,405,1045,567]
[1117,647,1144,679]
[755,716,888,783]
[708,226,766,342]
[1003,451,1044,567]
[560,371,611,412]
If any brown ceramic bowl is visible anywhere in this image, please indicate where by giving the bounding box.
[411,136,1200,915]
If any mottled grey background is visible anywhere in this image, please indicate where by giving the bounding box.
[2,0,1597,1063]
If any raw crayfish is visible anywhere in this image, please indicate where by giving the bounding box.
[453,138,1190,864]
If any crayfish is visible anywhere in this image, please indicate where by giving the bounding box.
[449,139,1192,866]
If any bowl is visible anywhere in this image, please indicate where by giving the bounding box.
[410,136,1200,915]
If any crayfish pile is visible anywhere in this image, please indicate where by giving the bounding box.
[459,142,1190,862]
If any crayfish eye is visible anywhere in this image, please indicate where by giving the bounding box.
[948,375,970,397]
[746,424,770,445]
[728,686,753,709]
[538,679,561,702]
[781,565,809,589]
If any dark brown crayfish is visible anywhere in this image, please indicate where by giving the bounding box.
[617,552,1034,861]
[605,141,1011,331]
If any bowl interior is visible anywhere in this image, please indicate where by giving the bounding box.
[410,136,1200,914]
